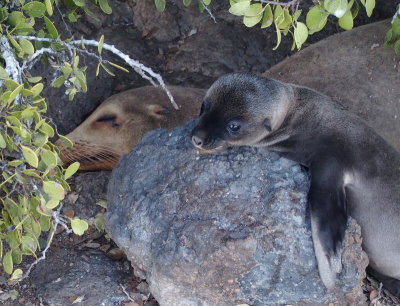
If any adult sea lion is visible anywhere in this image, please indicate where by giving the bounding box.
[57,86,205,170]
[191,73,400,295]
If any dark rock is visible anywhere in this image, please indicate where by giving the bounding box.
[31,248,131,305]
[105,121,368,305]
[63,171,111,219]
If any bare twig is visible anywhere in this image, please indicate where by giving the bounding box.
[259,0,302,12]
[200,0,217,23]
[0,36,22,103]
[21,47,57,71]
[392,4,400,23]
[56,5,73,37]
[13,35,178,109]
[120,284,135,302]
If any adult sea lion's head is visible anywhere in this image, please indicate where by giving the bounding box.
[57,86,205,171]
[191,73,292,152]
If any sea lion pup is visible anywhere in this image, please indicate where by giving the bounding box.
[57,86,205,171]
[191,73,400,294]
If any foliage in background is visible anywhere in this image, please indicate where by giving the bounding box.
[385,4,400,54]
[155,0,380,50]
[0,0,113,280]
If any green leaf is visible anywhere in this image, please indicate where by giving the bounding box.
[28,76,42,83]
[71,218,89,236]
[45,0,53,16]
[272,24,282,50]
[52,76,66,88]
[0,133,6,149]
[8,84,23,103]
[338,10,353,30]
[43,181,65,200]
[3,251,13,274]
[364,0,375,17]
[393,17,400,35]
[243,14,263,27]
[22,1,46,18]
[31,83,44,97]
[19,38,35,55]
[93,216,106,232]
[99,62,115,76]
[39,122,54,137]
[108,62,129,73]
[0,66,9,78]
[41,150,58,167]
[57,135,74,148]
[229,0,250,16]
[261,5,273,28]
[277,8,292,30]
[10,269,23,281]
[12,249,22,264]
[21,145,39,168]
[183,0,192,7]
[98,35,104,55]
[44,16,59,39]
[7,115,22,127]
[324,0,339,14]
[7,33,22,53]
[306,5,328,34]
[40,215,51,231]
[294,22,308,50]
[244,3,263,17]
[155,0,166,11]
[332,0,348,18]
[65,162,80,180]
[7,11,25,27]
[395,39,400,55]
[99,0,112,14]
[73,0,86,7]
[22,236,37,253]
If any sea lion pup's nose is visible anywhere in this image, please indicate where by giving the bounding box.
[191,127,207,148]
[191,134,204,147]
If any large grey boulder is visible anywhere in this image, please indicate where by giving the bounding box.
[105,121,368,305]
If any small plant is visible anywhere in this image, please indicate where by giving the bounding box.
[155,0,379,50]
[385,4,400,54]
[0,0,173,280]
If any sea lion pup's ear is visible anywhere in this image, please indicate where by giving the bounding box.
[263,118,272,132]
[146,104,171,118]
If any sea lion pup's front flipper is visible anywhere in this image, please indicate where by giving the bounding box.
[309,159,348,289]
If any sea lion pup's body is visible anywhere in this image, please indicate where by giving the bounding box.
[191,73,400,293]
[57,86,205,171]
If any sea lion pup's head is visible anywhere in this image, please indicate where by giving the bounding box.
[191,73,292,152]
[57,86,205,171]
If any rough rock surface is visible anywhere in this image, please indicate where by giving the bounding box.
[264,20,400,151]
[105,121,368,305]
[31,248,131,305]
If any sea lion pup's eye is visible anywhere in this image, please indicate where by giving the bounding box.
[227,120,242,135]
